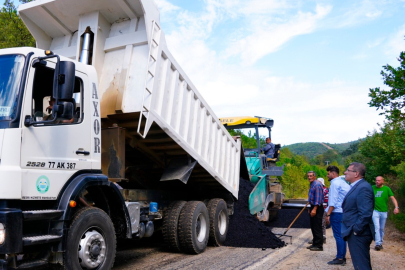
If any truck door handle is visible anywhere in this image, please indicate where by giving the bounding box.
[76,150,90,155]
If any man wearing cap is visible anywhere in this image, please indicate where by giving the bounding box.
[307,171,324,251]
[325,166,350,265]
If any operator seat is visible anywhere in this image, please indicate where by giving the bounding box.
[266,144,281,163]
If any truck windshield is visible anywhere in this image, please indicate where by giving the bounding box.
[0,54,25,120]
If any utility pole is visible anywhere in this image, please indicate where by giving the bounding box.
[325,160,330,166]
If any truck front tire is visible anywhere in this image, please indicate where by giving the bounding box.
[65,207,116,270]
[162,201,186,252]
[178,201,209,254]
[207,199,229,246]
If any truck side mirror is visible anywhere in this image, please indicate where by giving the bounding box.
[24,115,32,127]
[58,61,75,100]
[53,61,75,120]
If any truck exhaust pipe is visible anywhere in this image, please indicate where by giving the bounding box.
[79,27,93,65]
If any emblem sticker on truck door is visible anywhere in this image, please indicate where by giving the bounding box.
[36,175,50,194]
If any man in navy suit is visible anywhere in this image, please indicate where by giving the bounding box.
[342,162,375,270]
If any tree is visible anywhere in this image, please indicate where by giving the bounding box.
[281,164,307,198]
[359,122,405,180]
[341,141,360,157]
[364,44,405,217]
[368,49,405,123]
[228,129,265,149]
[0,0,35,49]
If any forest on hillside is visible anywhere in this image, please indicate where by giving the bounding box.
[284,140,359,159]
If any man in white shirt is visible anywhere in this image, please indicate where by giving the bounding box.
[325,166,350,265]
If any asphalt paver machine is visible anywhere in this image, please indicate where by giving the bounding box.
[220,116,285,221]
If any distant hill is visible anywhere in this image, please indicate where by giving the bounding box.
[283,140,359,159]
[324,142,354,152]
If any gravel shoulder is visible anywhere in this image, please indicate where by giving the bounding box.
[249,221,405,270]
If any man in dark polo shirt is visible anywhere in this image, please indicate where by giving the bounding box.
[307,171,325,251]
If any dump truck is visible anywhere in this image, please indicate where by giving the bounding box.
[0,0,250,268]
[220,116,285,221]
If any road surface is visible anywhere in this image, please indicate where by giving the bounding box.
[113,228,309,270]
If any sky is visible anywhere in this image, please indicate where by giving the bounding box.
[12,0,405,145]
[152,0,405,145]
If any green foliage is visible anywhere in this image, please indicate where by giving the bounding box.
[311,149,342,166]
[389,213,405,234]
[366,46,405,233]
[228,129,265,149]
[341,141,360,157]
[277,147,329,198]
[392,162,405,198]
[369,51,405,122]
[358,122,405,180]
[0,0,35,49]
[281,163,307,199]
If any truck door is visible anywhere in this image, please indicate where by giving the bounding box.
[20,60,92,200]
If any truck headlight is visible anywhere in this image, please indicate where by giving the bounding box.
[0,223,5,244]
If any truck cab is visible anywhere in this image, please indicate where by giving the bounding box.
[0,48,99,200]
[0,47,111,268]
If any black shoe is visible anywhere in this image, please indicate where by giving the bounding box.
[375,245,382,251]
[309,246,323,251]
[323,236,326,244]
[308,240,313,244]
[307,245,315,249]
[380,245,384,250]
[327,258,346,265]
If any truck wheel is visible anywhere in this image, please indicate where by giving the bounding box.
[207,199,229,246]
[65,207,116,270]
[162,201,186,252]
[178,201,209,254]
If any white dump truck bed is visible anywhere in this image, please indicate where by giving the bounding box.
[19,0,243,198]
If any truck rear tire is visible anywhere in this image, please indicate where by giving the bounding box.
[65,207,116,270]
[207,199,229,246]
[162,201,186,252]
[178,201,209,254]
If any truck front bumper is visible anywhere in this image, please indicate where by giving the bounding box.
[0,209,22,254]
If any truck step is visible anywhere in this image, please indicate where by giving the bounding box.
[23,235,62,246]
[22,210,64,221]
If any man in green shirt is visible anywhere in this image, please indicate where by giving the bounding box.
[372,176,399,251]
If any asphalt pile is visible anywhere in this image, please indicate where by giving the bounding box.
[223,178,285,249]
[266,208,311,229]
